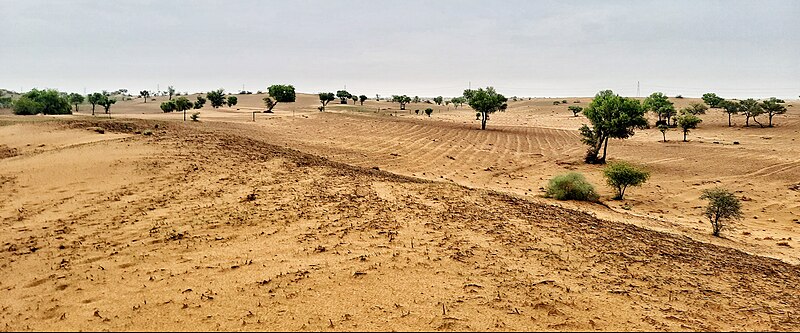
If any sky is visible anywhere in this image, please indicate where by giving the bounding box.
[1,0,798,99]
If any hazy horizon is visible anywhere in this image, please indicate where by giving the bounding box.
[1,0,798,99]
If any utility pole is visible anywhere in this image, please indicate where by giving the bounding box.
[636,81,640,98]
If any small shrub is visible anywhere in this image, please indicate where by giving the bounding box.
[553,101,561,105]
[701,188,743,237]
[602,161,650,200]
[424,108,433,117]
[142,129,153,136]
[561,99,568,104]
[545,173,599,202]
[190,112,200,121]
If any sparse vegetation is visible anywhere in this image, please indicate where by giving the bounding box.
[579,90,647,164]
[433,96,443,105]
[545,173,599,202]
[167,86,175,100]
[701,188,742,237]
[603,161,650,200]
[190,112,200,121]
[682,102,708,115]
[450,97,466,109]
[424,108,433,117]
[160,100,176,112]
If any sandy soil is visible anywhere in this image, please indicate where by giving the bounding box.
[1,94,799,331]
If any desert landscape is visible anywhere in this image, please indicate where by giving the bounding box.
[0,91,799,331]
[3,1,799,331]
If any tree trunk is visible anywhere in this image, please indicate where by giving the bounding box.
[745,115,750,127]
[662,131,666,142]
[683,130,687,142]
[769,114,774,127]
[728,113,732,127]
[91,104,96,116]
[481,112,487,130]
[600,137,609,163]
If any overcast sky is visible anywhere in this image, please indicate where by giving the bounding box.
[1,0,798,98]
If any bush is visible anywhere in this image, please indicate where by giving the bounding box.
[190,112,200,121]
[700,188,742,237]
[602,161,650,200]
[13,89,71,115]
[545,173,599,201]
[12,96,41,115]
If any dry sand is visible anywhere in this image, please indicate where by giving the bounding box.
[1,94,799,331]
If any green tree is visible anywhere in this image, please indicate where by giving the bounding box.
[433,96,443,105]
[759,97,787,127]
[359,95,368,105]
[739,98,762,127]
[12,96,41,115]
[412,96,421,103]
[194,95,206,109]
[467,87,508,130]
[266,84,296,112]
[718,100,740,127]
[450,97,466,109]
[424,108,433,117]
[336,90,351,104]
[682,102,708,115]
[87,92,103,115]
[319,92,335,111]
[568,105,583,117]
[68,93,84,112]
[657,123,669,142]
[167,86,175,100]
[702,93,724,108]
[175,97,192,112]
[0,91,12,109]
[579,90,648,164]
[13,89,71,115]
[700,188,742,237]
[676,112,702,142]
[206,89,226,108]
[140,90,150,103]
[226,96,238,107]
[602,161,650,200]
[642,92,675,125]
[351,95,358,105]
[98,94,116,115]
[160,100,176,112]
[391,95,411,110]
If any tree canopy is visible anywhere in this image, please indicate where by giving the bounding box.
[602,161,650,200]
[718,99,740,127]
[433,96,443,105]
[206,89,226,108]
[336,90,351,104]
[579,90,647,164]
[265,84,296,112]
[642,92,675,125]
[759,97,787,127]
[319,92,335,111]
[467,87,508,130]
[359,95,368,105]
[13,89,71,115]
[702,93,724,108]
[68,93,84,112]
[391,95,411,110]
[676,112,702,142]
[226,96,238,107]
